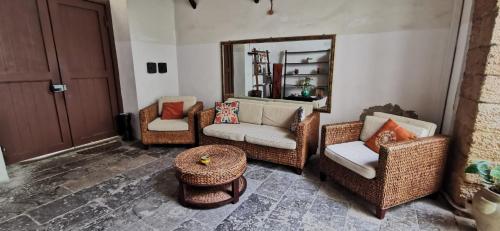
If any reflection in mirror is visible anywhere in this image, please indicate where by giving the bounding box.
[221,35,335,112]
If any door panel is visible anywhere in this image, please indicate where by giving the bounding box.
[48,0,119,145]
[0,0,72,163]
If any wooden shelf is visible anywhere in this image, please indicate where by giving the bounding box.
[286,61,329,65]
[286,74,327,77]
[285,84,328,88]
[286,49,330,54]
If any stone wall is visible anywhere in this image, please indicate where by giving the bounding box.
[447,0,500,206]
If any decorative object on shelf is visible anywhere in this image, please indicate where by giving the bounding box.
[464,161,500,231]
[294,69,299,74]
[303,57,313,63]
[200,155,210,165]
[316,67,321,74]
[267,0,274,15]
[316,88,325,97]
[272,64,283,99]
[301,77,312,97]
[248,48,271,97]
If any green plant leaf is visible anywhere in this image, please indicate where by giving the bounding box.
[490,166,500,180]
[476,161,491,175]
[465,164,480,173]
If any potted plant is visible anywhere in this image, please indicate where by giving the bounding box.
[301,77,312,97]
[465,160,500,231]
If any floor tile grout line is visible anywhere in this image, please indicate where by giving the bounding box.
[256,172,302,229]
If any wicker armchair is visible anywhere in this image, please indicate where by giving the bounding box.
[140,99,203,147]
[320,121,449,219]
[198,108,320,174]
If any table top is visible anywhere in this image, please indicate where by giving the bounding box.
[174,145,247,186]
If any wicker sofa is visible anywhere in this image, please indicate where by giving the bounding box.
[198,98,320,174]
[320,112,449,219]
[140,96,203,147]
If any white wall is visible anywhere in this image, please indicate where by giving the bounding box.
[128,0,179,109]
[110,0,139,136]
[175,0,463,129]
[109,0,180,139]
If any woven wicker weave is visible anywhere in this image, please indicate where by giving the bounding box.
[139,101,203,145]
[183,177,246,205]
[197,107,320,173]
[320,121,450,218]
[174,145,247,186]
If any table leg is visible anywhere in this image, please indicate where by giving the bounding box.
[232,178,240,204]
[178,181,186,204]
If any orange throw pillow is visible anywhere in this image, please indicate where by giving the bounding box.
[365,119,416,153]
[161,101,184,120]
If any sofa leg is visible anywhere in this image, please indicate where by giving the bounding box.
[294,168,303,175]
[376,207,387,219]
[429,192,440,200]
[320,172,327,181]
[143,144,150,150]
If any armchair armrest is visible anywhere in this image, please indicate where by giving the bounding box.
[187,102,203,131]
[296,111,320,167]
[198,107,215,131]
[320,121,363,154]
[377,135,450,203]
[139,103,158,133]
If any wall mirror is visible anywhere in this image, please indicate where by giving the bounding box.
[221,35,335,113]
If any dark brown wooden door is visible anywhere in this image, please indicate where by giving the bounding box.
[0,0,73,164]
[48,0,119,145]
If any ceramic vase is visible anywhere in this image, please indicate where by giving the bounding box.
[472,187,500,231]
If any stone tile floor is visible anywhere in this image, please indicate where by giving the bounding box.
[0,141,476,231]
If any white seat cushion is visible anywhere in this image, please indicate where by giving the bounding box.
[324,141,379,179]
[360,116,431,141]
[245,125,296,150]
[158,96,197,116]
[203,123,260,141]
[148,117,189,131]
[373,112,437,136]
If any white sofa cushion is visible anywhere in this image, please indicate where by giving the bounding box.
[262,102,313,128]
[148,117,189,131]
[360,116,431,141]
[227,98,264,125]
[373,112,437,136]
[245,125,296,150]
[324,141,379,179]
[158,96,197,116]
[203,123,260,141]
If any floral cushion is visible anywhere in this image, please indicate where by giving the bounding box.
[214,101,240,124]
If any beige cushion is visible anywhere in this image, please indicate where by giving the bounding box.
[360,116,430,141]
[324,141,379,179]
[148,117,189,131]
[158,96,197,116]
[245,125,296,150]
[203,123,260,141]
[226,98,264,125]
[261,102,313,128]
[373,112,437,136]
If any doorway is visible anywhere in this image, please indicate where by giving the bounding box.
[0,0,121,164]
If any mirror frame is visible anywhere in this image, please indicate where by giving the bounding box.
[220,34,336,113]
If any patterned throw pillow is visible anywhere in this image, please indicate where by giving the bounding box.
[365,119,416,153]
[214,101,240,124]
[289,107,304,132]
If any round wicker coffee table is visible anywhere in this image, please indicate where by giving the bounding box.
[174,145,247,208]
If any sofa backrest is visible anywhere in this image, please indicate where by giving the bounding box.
[373,112,437,136]
[158,96,197,116]
[227,98,264,125]
[226,98,313,128]
[262,101,313,128]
